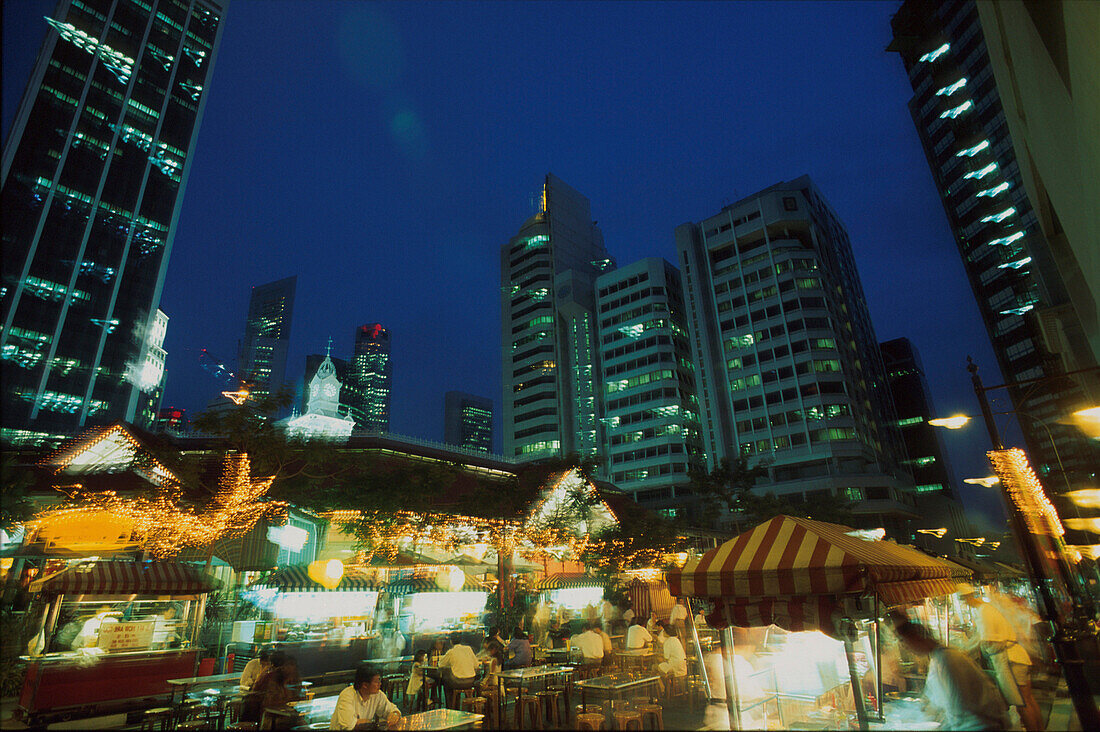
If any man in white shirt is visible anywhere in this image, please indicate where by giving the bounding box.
[330,666,401,730]
[572,622,604,675]
[668,599,688,632]
[894,618,1006,731]
[963,589,1041,731]
[622,603,635,627]
[240,648,272,689]
[600,599,617,632]
[626,618,653,649]
[438,641,478,705]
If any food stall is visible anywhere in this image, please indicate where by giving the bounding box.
[668,515,966,731]
[387,565,488,649]
[16,559,219,726]
[230,563,386,677]
[533,573,604,630]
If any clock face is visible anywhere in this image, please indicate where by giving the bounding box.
[310,384,319,398]
[323,383,338,397]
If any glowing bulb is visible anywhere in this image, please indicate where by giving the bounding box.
[929,415,971,429]
[917,528,948,538]
[1065,489,1100,510]
[1067,406,1100,439]
[964,476,1001,488]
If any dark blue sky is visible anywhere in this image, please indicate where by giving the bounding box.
[3,1,1024,532]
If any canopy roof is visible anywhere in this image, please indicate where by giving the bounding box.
[388,570,486,595]
[249,566,384,592]
[667,516,965,635]
[533,573,603,591]
[30,561,219,596]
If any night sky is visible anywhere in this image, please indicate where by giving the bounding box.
[3,1,1024,532]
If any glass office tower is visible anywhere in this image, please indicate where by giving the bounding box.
[444,391,493,454]
[240,276,296,403]
[501,174,614,464]
[350,323,391,432]
[1,0,227,445]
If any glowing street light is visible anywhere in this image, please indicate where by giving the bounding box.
[1065,489,1100,510]
[916,528,949,538]
[928,414,971,429]
[964,476,1001,487]
[1067,406,1100,439]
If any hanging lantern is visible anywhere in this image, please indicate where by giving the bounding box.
[436,565,465,592]
[308,559,344,589]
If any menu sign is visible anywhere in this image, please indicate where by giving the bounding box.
[98,621,154,651]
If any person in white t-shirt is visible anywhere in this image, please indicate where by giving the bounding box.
[622,604,635,628]
[439,641,479,704]
[240,648,272,689]
[668,599,688,632]
[330,666,401,730]
[626,618,653,649]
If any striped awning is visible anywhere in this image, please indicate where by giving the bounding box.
[250,566,384,592]
[667,516,964,635]
[30,561,220,595]
[388,572,485,596]
[534,573,602,591]
[629,577,675,621]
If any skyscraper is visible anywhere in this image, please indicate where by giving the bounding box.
[240,276,295,403]
[889,0,1098,487]
[881,337,970,552]
[595,258,705,512]
[349,323,391,432]
[1,0,227,446]
[501,174,615,464]
[444,391,493,454]
[676,176,918,535]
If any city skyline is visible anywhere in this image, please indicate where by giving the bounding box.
[3,0,1034,530]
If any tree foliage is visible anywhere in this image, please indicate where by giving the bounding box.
[0,454,36,532]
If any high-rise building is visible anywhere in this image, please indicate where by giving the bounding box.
[240,276,295,403]
[349,323,391,432]
[154,406,187,434]
[881,337,970,552]
[444,391,493,454]
[889,0,1099,488]
[595,258,705,513]
[0,0,227,446]
[501,174,615,464]
[676,176,918,535]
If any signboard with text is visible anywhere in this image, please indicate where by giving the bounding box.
[98,621,154,652]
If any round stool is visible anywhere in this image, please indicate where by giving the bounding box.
[536,689,564,727]
[461,695,487,715]
[629,695,653,708]
[515,693,542,729]
[637,703,664,731]
[140,707,173,732]
[612,710,643,731]
[226,724,258,731]
[177,721,210,731]
[448,684,477,710]
[178,700,206,721]
[576,711,605,731]
[382,674,404,703]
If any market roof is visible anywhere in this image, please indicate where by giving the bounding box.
[533,573,602,590]
[249,565,384,592]
[30,560,220,595]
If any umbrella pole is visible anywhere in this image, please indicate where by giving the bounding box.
[720,605,742,731]
[843,634,869,732]
[685,597,712,700]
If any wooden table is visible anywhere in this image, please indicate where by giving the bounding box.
[495,665,574,725]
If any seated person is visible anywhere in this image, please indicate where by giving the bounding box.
[240,648,272,689]
[595,624,614,667]
[504,627,532,669]
[546,620,569,649]
[330,665,401,730]
[626,617,653,650]
[572,622,605,672]
[479,639,504,693]
[658,625,688,692]
[438,640,479,704]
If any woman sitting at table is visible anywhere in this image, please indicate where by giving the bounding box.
[330,665,401,730]
[479,639,504,692]
[504,627,532,669]
[657,625,688,695]
[240,648,273,689]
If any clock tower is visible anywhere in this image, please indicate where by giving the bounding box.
[281,338,355,441]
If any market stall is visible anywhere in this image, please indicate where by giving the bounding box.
[17,560,219,726]
[533,573,604,630]
[628,574,675,624]
[387,565,488,648]
[668,515,966,731]
[230,564,386,677]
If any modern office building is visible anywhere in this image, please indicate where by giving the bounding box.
[349,323,391,432]
[881,337,970,552]
[889,0,1099,488]
[595,258,705,513]
[444,391,493,454]
[675,176,918,535]
[154,406,187,434]
[0,0,227,446]
[239,276,295,404]
[501,174,615,465]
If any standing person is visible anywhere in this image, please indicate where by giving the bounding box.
[406,650,427,711]
[600,597,617,633]
[533,599,551,646]
[622,601,635,634]
[626,617,653,650]
[962,588,1043,731]
[893,617,1007,731]
[330,666,401,730]
[240,648,272,689]
[504,627,532,669]
[668,598,688,634]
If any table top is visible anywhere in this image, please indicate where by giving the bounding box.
[368,654,413,665]
[576,673,660,691]
[392,709,484,730]
[167,672,243,687]
[616,648,655,657]
[497,664,574,680]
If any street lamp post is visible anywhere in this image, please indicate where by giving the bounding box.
[966,357,1099,728]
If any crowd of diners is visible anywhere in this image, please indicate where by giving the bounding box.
[235,597,698,729]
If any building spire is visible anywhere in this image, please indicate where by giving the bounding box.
[325,336,333,356]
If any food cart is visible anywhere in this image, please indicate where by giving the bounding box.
[668,515,967,731]
[533,573,604,630]
[230,564,385,677]
[16,559,219,726]
[387,565,488,649]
